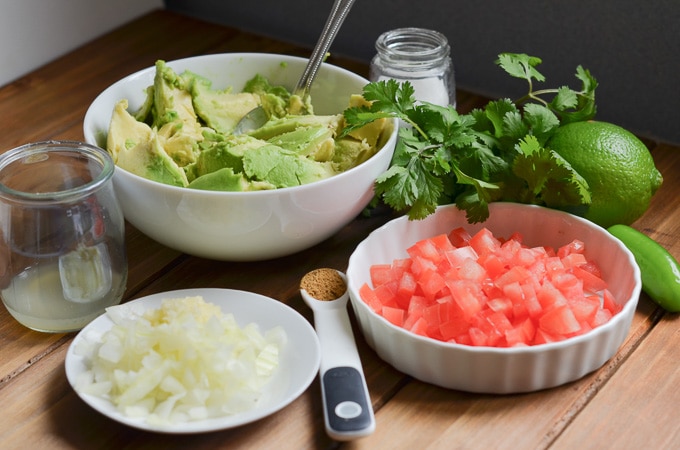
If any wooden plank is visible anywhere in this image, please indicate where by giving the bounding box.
[553,313,680,449]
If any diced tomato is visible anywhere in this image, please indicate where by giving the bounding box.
[370,264,394,287]
[373,281,399,308]
[444,246,479,268]
[407,316,429,337]
[551,272,584,300]
[392,257,413,273]
[557,239,586,258]
[505,318,535,347]
[537,281,568,310]
[484,310,513,336]
[417,269,447,301]
[396,271,418,307]
[507,231,524,244]
[513,247,540,267]
[487,296,513,318]
[407,236,445,264]
[410,255,438,276]
[438,302,471,341]
[382,306,405,327]
[429,233,455,253]
[468,327,488,346]
[407,295,429,317]
[570,295,601,323]
[447,279,483,320]
[500,237,523,256]
[544,256,566,278]
[469,228,501,256]
[448,227,472,247]
[572,266,608,293]
[520,283,542,319]
[494,265,531,289]
[591,308,613,328]
[456,258,487,282]
[533,328,564,345]
[602,289,620,313]
[560,252,588,269]
[361,226,618,347]
[359,283,382,313]
[579,260,603,279]
[478,253,507,280]
[423,303,446,339]
[539,304,581,335]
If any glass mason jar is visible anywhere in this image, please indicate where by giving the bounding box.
[0,141,127,332]
[370,27,456,107]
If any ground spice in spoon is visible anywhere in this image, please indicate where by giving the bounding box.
[300,268,347,301]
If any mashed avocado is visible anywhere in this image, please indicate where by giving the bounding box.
[106,60,388,191]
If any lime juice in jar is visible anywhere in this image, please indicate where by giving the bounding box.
[0,141,127,332]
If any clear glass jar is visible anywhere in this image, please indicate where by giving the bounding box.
[0,141,127,332]
[370,27,455,107]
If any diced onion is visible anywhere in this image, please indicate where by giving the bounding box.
[74,296,286,425]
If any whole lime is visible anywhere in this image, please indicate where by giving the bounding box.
[547,121,663,228]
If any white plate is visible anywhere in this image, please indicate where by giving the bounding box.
[65,288,321,433]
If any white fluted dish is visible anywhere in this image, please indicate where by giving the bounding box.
[347,203,641,393]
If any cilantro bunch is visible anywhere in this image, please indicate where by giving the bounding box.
[341,53,598,223]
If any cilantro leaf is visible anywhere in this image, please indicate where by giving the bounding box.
[363,78,416,113]
[522,103,560,143]
[374,154,443,220]
[496,53,546,83]
[512,135,591,207]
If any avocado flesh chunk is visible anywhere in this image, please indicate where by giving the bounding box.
[188,133,268,181]
[248,114,341,141]
[189,72,261,134]
[266,125,336,161]
[152,60,197,129]
[243,144,336,188]
[242,74,291,120]
[188,167,249,191]
[333,137,376,172]
[156,120,203,167]
[107,99,188,187]
[147,61,206,166]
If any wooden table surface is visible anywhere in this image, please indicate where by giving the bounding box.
[1,10,679,450]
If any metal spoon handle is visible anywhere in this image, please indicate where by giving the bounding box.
[294,0,356,98]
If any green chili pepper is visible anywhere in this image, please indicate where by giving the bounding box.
[608,224,680,312]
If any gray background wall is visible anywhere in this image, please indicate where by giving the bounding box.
[164,0,680,145]
[0,0,163,87]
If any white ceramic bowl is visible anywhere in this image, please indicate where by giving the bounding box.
[83,53,397,260]
[347,203,641,393]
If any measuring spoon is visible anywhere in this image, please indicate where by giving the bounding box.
[300,268,375,441]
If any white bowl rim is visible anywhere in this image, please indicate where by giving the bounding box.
[347,202,642,355]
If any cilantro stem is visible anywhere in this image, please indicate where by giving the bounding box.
[402,117,429,141]
[514,89,550,108]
